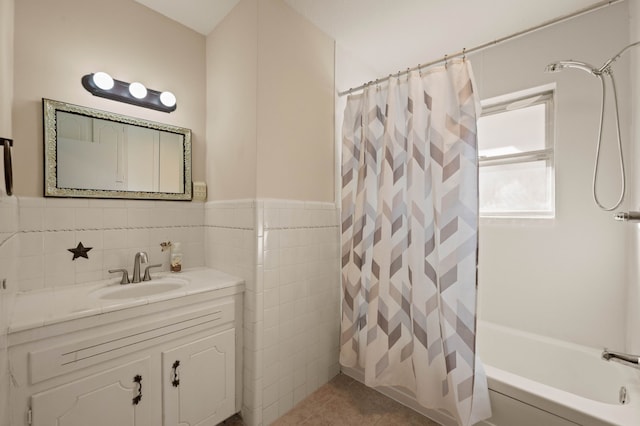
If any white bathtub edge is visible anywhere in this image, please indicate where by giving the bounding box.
[485,357,638,426]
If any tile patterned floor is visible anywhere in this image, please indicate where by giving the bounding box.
[219,373,441,426]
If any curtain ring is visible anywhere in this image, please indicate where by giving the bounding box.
[462,48,467,62]
[444,54,448,69]
[417,64,422,77]
[375,78,380,91]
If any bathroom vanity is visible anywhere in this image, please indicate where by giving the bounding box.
[7,268,244,426]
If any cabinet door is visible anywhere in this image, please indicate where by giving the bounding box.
[162,329,235,426]
[31,357,152,426]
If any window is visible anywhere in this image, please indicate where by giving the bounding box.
[477,87,555,218]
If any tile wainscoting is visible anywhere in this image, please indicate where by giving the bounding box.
[205,199,341,426]
[9,196,340,426]
[0,196,18,291]
[15,197,205,291]
[1,195,18,426]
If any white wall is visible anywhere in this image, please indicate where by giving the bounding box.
[204,200,340,426]
[9,0,209,287]
[0,1,16,425]
[206,0,335,203]
[256,0,335,202]
[0,193,17,426]
[15,197,205,291]
[473,3,630,349]
[13,0,206,197]
[0,0,12,141]
[206,0,258,201]
[205,2,339,425]
[628,0,640,353]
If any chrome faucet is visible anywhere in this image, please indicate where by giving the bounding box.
[132,252,148,283]
[602,348,640,370]
[108,253,162,285]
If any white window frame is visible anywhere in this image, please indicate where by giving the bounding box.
[478,85,556,219]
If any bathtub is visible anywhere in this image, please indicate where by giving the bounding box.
[477,321,640,426]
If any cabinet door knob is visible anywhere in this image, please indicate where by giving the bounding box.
[133,374,143,405]
[172,360,180,387]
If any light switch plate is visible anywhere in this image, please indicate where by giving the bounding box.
[193,181,207,201]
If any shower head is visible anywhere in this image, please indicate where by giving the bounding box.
[544,60,599,76]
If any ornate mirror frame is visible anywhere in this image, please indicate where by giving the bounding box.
[43,98,192,201]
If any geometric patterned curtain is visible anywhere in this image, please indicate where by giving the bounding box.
[340,59,491,426]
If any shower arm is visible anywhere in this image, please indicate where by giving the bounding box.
[597,40,640,74]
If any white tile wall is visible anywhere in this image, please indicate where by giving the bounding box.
[12,196,340,426]
[1,184,19,426]
[203,200,261,424]
[15,197,205,291]
[0,196,19,293]
[205,199,341,426]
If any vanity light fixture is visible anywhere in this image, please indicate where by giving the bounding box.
[128,81,147,99]
[92,71,114,90]
[81,72,177,113]
[160,91,177,108]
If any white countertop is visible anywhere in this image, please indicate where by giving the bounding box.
[9,267,244,333]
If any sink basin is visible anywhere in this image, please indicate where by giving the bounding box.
[93,278,188,300]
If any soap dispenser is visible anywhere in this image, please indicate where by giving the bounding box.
[170,242,182,272]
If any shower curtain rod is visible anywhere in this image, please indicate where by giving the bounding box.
[338,0,624,97]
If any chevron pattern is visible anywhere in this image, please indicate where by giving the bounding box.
[340,60,491,426]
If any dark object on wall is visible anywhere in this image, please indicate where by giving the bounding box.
[1,137,12,196]
[68,242,93,260]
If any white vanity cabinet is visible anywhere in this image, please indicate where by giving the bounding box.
[162,329,236,425]
[30,357,152,426]
[8,283,243,426]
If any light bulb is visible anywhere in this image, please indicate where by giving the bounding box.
[92,72,114,90]
[129,82,147,99]
[160,91,176,107]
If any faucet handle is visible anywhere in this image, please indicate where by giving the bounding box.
[109,268,130,285]
[143,264,163,281]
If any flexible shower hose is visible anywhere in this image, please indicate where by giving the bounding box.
[592,69,625,211]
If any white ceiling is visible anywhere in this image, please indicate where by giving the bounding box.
[135,0,611,76]
[134,0,240,35]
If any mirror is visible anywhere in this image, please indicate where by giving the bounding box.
[43,98,192,200]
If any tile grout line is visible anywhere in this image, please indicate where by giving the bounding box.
[19,224,204,233]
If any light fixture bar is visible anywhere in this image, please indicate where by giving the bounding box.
[82,73,176,113]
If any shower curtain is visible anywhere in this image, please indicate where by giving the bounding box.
[340,59,491,426]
